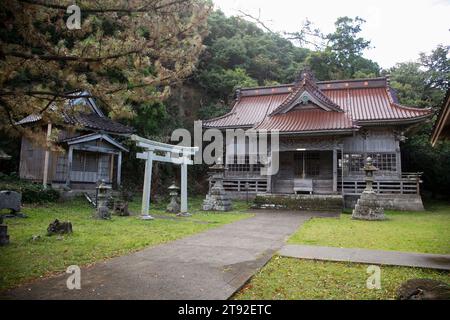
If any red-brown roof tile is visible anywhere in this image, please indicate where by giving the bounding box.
[203,76,431,132]
[255,109,357,133]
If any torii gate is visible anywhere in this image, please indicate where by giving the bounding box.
[131,135,198,220]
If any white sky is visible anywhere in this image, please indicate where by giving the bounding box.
[213,0,450,69]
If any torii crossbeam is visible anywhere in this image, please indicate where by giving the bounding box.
[131,135,198,220]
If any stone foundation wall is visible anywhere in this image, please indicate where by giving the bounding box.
[253,194,343,212]
[344,194,425,211]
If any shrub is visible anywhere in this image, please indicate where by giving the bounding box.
[0,174,59,204]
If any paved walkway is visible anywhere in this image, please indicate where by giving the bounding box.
[279,245,450,270]
[2,211,336,300]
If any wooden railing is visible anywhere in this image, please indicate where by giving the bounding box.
[210,178,268,193]
[211,173,423,195]
[340,173,422,195]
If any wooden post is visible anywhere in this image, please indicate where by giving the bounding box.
[396,149,402,178]
[141,151,154,219]
[180,158,188,214]
[332,148,338,193]
[109,154,114,184]
[66,145,73,187]
[42,123,52,189]
[341,147,344,195]
[117,151,122,187]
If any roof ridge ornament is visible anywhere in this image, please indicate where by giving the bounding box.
[295,67,318,85]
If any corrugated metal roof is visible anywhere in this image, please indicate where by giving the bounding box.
[203,76,432,132]
[255,109,357,132]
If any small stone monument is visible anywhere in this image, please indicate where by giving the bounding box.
[47,219,73,236]
[0,190,27,218]
[166,183,181,214]
[0,215,10,246]
[352,157,386,221]
[95,180,112,220]
[202,157,232,211]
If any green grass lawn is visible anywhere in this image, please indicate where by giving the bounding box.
[234,257,449,300]
[288,202,450,254]
[0,196,251,291]
[235,201,450,300]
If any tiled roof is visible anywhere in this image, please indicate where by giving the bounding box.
[16,91,134,135]
[323,86,431,122]
[203,76,432,133]
[270,71,343,114]
[203,94,288,128]
[63,113,134,134]
[255,109,358,133]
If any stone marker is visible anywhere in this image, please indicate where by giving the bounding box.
[397,279,450,300]
[113,200,131,216]
[352,157,386,221]
[0,190,27,218]
[202,158,232,211]
[0,215,10,246]
[166,183,181,214]
[47,219,73,236]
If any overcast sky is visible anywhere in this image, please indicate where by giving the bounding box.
[213,0,450,69]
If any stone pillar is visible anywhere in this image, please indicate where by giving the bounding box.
[141,151,154,220]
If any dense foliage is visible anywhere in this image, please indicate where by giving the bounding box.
[0,0,210,144]
[0,174,60,203]
[388,45,450,197]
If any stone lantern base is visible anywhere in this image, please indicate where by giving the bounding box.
[202,184,232,212]
[352,192,386,221]
[166,197,180,214]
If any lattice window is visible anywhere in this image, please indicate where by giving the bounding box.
[344,153,397,173]
[344,153,365,173]
[227,155,262,173]
[368,153,397,172]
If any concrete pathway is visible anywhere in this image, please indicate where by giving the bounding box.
[2,211,337,300]
[279,245,450,270]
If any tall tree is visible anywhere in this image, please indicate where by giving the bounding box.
[0,0,210,143]
[306,16,379,80]
[390,45,449,108]
[391,45,450,198]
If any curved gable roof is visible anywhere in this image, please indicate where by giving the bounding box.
[203,75,432,132]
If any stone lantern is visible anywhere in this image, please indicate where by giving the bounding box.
[363,157,378,193]
[166,183,181,214]
[202,157,232,211]
[352,157,386,221]
[95,180,112,219]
